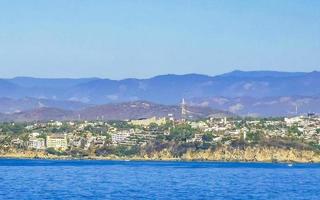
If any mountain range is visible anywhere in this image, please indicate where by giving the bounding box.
[0,101,232,122]
[0,70,320,119]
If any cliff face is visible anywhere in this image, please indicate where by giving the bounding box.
[0,150,67,159]
[142,147,320,163]
[1,147,320,163]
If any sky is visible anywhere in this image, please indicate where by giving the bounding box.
[0,0,319,79]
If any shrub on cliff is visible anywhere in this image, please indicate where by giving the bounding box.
[167,124,196,142]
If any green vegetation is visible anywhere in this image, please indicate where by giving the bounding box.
[0,116,320,160]
[46,148,67,156]
[95,145,140,157]
[109,121,136,129]
[0,123,28,135]
[288,126,303,136]
[202,132,214,142]
[246,131,262,143]
[167,124,196,142]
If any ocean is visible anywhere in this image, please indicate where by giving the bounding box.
[0,159,319,200]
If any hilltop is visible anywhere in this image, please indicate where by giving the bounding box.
[0,70,320,117]
[0,101,232,122]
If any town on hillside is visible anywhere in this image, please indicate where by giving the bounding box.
[1,108,320,159]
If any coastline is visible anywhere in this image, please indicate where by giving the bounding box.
[1,147,320,163]
[0,155,318,164]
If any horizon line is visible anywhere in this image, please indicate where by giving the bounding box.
[1,69,318,80]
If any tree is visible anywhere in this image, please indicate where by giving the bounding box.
[202,132,214,142]
[46,148,66,156]
[114,145,140,157]
[148,123,159,131]
[288,126,303,136]
[110,121,136,129]
[246,131,262,143]
[168,124,196,142]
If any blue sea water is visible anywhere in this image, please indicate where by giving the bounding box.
[0,159,319,200]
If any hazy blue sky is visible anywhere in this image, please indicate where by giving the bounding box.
[0,0,319,79]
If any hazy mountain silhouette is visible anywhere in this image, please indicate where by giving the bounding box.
[0,101,232,122]
[0,70,320,117]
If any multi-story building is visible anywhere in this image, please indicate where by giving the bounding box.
[130,117,166,127]
[46,134,68,150]
[111,130,132,144]
[28,138,45,150]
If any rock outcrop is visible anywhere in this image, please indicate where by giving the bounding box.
[2,147,320,163]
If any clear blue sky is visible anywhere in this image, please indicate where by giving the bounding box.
[0,0,319,79]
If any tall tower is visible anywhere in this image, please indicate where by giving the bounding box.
[181,98,187,120]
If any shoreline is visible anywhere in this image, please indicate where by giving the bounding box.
[0,154,319,164]
[2,146,320,163]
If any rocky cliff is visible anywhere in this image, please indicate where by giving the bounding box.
[140,147,320,163]
[2,147,320,163]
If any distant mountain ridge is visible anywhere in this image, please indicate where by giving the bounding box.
[10,77,99,89]
[1,70,319,105]
[0,97,90,114]
[189,96,320,117]
[217,70,307,78]
[0,70,320,117]
[0,101,232,122]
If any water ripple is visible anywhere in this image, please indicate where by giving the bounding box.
[0,159,319,200]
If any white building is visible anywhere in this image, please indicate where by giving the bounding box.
[29,132,40,138]
[28,138,45,150]
[46,134,68,150]
[111,130,132,144]
[284,116,304,126]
